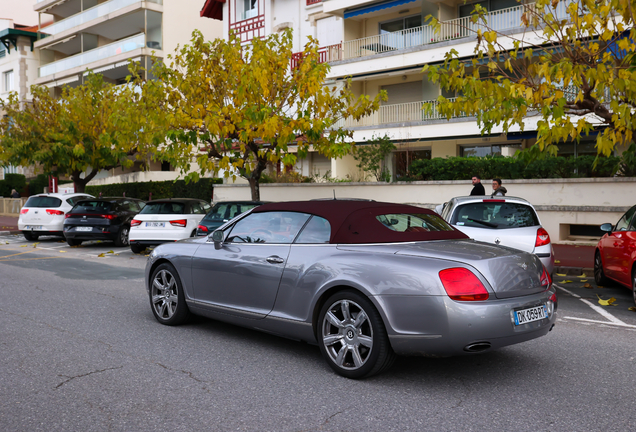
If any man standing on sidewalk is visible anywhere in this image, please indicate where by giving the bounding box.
[470,176,486,196]
[11,189,21,213]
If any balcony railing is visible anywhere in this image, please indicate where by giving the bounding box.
[39,33,146,78]
[335,98,461,128]
[307,0,322,5]
[341,1,573,60]
[43,0,163,36]
[291,43,342,68]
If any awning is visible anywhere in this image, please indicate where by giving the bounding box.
[344,0,418,19]
[200,0,225,20]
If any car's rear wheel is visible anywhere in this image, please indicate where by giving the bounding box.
[114,226,129,247]
[318,290,396,379]
[130,243,146,254]
[67,238,82,247]
[150,263,190,325]
[23,231,38,241]
[594,250,610,286]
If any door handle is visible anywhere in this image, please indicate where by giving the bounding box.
[266,256,285,264]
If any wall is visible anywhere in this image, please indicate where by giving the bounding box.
[163,0,224,58]
[212,177,636,243]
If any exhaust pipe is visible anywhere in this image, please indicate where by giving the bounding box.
[464,342,492,353]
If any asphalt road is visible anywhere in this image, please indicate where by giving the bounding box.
[0,234,635,432]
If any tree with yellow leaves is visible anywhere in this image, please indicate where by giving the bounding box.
[424,0,636,160]
[0,73,158,192]
[145,29,384,200]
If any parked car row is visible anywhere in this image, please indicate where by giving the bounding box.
[17,193,259,253]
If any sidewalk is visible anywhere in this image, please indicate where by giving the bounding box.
[0,215,20,235]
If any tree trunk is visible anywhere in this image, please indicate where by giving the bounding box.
[248,157,268,201]
[71,168,99,194]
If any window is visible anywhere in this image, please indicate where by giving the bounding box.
[376,213,455,233]
[66,196,93,206]
[238,0,258,21]
[379,15,422,50]
[295,216,331,244]
[139,202,186,215]
[3,70,14,92]
[24,196,62,208]
[459,0,519,17]
[226,211,311,244]
[614,206,636,232]
[451,203,540,229]
[460,144,521,157]
[380,15,421,34]
[395,149,431,179]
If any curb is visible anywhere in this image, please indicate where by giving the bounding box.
[554,266,594,276]
[0,230,22,236]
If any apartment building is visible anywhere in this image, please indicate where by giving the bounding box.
[31,0,223,180]
[200,0,597,180]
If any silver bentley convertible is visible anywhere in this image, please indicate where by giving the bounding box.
[145,200,557,379]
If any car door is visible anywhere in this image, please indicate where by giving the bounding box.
[190,211,311,318]
[604,206,636,284]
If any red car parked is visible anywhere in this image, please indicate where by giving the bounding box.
[594,205,636,306]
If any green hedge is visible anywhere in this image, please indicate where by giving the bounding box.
[85,178,223,201]
[0,173,27,197]
[407,155,623,181]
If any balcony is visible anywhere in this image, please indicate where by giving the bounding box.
[39,33,147,78]
[337,98,463,129]
[42,0,162,37]
[340,2,570,61]
[291,44,342,68]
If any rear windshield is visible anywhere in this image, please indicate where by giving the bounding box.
[73,201,114,212]
[451,202,540,229]
[24,196,62,208]
[139,202,186,215]
[203,202,260,222]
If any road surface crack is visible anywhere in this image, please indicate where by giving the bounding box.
[56,366,123,389]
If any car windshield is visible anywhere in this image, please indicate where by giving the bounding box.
[73,201,114,212]
[139,202,186,215]
[204,202,260,222]
[451,202,539,229]
[24,196,62,208]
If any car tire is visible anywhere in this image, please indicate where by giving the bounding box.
[594,250,610,286]
[114,226,129,247]
[23,231,39,241]
[130,243,146,254]
[149,263,190,326]
[318,290,396,379]
[67,238,82,247]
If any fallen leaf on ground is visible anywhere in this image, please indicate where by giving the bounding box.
[580,279,588,283]
[577,274,587,278]
[554,260,561,263]
[107,250,114,254]
[583,283,592,288]
[20,245,27,248]
[559,280,573,283]
[597,295,617,306]
[556,273,567,277]
[32,243,39,248]
[59,250,66,253]
[97,253,105,257]
[628,307,636,312]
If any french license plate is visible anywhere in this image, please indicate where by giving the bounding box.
[514,305,548,326]
[146,222,165,228]
[76,226,92,232]
[25,225,42,230]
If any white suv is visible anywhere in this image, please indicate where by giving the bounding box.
[18,192,94,241]
[436,196,555,275]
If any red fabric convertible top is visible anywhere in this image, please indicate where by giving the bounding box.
[252,200,468,244]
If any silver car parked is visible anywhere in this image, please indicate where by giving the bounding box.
[436,196,555,276]
[145,200,557,379]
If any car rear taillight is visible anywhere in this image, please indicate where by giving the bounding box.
[439,268,489,301]
[65,213,71,218]
[131,219,141,227]
[20,209,28,214]
[101,214,116,220]
[46,209,64,215]
[540,266,552,289]
[535,227,550,247]
[170,219,187,227]
[197,224,208,233]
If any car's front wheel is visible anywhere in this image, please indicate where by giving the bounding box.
[318,290,396,379]
[23,231,38,241]
[594,250,610,286]
[149,263,190,326]
[114,226,129,247]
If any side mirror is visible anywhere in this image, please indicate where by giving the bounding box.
[600,223,613,233]
[212,230,224,249]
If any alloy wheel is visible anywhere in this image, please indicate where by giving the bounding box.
[120,227,129,246]
[321,299,373,370]
[151,269,179,320]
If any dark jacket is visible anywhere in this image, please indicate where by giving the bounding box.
[11,191,20,198]
[470,182,486,196]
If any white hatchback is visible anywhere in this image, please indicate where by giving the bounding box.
[129,198,211,253]
[18,192,94,241]
[436,196,555,275]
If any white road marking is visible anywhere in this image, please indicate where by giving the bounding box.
[560,316,636,329]
[556,284,630,327]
